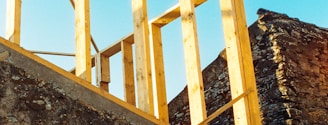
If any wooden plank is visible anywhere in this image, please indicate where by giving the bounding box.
[179,0,207,124]
[96,53,110,92]
[69,34,134,74]
[199,89,253,125]
[100,34,134,57]
[122,41,136,106]
[131,0,154,115]
[5,0,21,45]
[29,50,76,56]
[219,0,261,125]
[75,0,91,82]
[101,41,121,57]
[0,37,166,125]
[70,0,99,53]
[150,24,169,123]
[150,0,207,27]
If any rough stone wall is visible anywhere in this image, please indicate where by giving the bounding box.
[0,37,155,124]
[0,61,131,125]
[168,9,328,125]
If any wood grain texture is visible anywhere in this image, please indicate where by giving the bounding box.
[5,0,21,45]
[180,0,207,124]
[220,0,261,124]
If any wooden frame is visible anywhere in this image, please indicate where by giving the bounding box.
[70,0,99,53]
[96,53,110,92]
[3,0,263,124]
[179,0,207,124]
[0,37,166,125]
[131,0,154,115]
[219,0,261,124]
[74,0,92,82]
[149,24,169,123]
[5,0,21,45]
[122,40,136,106]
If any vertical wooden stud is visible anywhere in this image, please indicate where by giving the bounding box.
[131,0,154,114]
[75,0,92,82]
[5,0,21,45]
[219,0,261,124]
[150,24,169,123]
[179,0,207,124]
[122,41,136,106]
[96,53,110,92]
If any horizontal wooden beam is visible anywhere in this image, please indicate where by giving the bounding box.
[150,0,206,27]
[69,34,134,74]
[100,34,134,57]
[68,0,207,73]
[29,50,76,56]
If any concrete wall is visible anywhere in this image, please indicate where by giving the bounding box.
[168,9,328,125]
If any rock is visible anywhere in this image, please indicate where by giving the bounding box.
[0,51,9,61]
[0,61,136,124]
[169,8,328,125]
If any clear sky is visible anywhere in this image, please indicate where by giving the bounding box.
[1,0,328,102]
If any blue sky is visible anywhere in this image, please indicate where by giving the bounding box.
[1,0,328,102]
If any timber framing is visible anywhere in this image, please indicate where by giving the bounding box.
[3,0,262,124]
[74,0,92,82]
[180,0,207,124]
[219,0,261,124]
[5,0,21,45]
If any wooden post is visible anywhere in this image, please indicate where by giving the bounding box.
[131,0,154,114]
[122,40,136,106]
[179,0,207,124]
[150,24,169,123]
[219,0,261,125]
[5,0,21,45]
[96,53,110,92]
[75,0,92,82]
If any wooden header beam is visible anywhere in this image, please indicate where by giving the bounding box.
[150,0,207,27]
[101,34,134,57]
[5,0,21,45]
[75,0,92,82]
[220,0,261,124]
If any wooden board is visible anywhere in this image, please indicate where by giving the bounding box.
[122,40,136,106]
[131,0,154,115]
[150,0,207,27]
[150,24,169,123]
[219,0,261,124]
[5,0,21,45]
[179,0,207,124]
[96,53,110,92]
[75,0,91,82]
